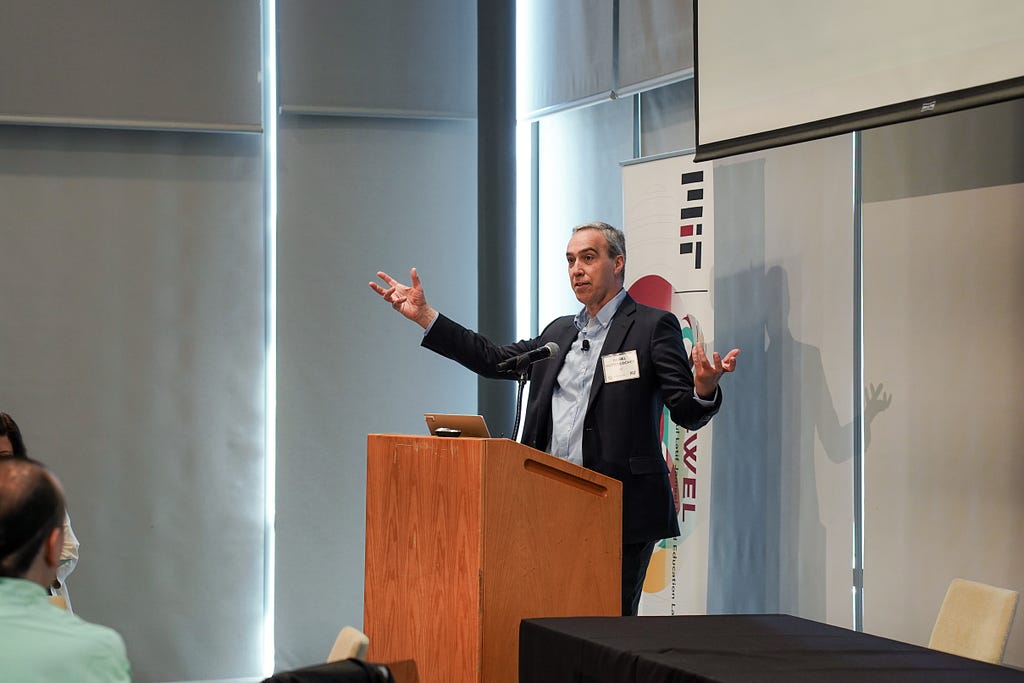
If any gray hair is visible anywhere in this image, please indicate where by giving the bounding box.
[572,221,626,261]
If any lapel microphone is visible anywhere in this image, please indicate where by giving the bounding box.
[582,339,590,352]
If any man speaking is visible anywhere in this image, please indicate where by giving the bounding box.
[370,221,739,615]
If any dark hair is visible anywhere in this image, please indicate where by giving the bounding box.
[0,458,65,578]
[0,412,28,458]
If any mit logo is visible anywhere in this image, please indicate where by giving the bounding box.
[680,171,703,269]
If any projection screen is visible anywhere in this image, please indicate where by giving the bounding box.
[694,0,1024,160]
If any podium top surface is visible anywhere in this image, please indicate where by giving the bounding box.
[366,434,621,492]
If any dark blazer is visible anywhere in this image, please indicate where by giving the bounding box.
[422,294,721,544]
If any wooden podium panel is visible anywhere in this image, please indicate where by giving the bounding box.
[364,435,621,683]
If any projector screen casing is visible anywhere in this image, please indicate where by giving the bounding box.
[694,0,1024,161]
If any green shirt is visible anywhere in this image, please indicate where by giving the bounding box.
[0,577,131,682]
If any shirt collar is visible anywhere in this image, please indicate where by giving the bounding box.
[574,287,627,331]
[0,577,49,603]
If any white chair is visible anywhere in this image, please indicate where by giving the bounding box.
[928,578,1019,664]
[326,626,370,663]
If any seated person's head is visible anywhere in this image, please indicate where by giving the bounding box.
[0,458,66,588]
[0,412,28,458]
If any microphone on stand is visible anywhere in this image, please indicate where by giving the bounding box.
[496,341,559,374]
[503,341,560,441]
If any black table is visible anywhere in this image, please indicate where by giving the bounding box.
[519,614,1024,682]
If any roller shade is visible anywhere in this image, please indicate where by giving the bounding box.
[0,0,262,132]
[277,0,477,119]
[618,0,693,96]
[519,0,615,119]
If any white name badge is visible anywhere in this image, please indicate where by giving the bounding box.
[601,349,640,383]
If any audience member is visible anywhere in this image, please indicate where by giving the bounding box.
[0,457,131,681]
[0,411,80,608]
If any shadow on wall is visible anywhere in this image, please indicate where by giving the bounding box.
[709,264,891,618]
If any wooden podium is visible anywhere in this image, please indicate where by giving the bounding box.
[363,434,622,683]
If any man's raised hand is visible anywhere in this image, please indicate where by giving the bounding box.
[369,267,438,328]
[692,343,740,400]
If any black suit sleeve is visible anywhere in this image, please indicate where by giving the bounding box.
[421,313,542,380]
[649,310,721,431]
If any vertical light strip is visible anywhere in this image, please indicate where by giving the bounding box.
[515,0,536,341]
[851,130,865,632]
[515,121,534,342]
[261,0,278,674]
[633,93,641,159]
[530,121,539,337]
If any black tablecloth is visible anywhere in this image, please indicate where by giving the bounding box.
[519,614,1024,682]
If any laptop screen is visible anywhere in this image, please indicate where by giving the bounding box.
[423,413,491,438]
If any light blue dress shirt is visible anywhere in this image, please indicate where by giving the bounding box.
[548,288,629,465]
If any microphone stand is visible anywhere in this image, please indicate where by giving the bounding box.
[501,345,557,440]
[511,369,529,441]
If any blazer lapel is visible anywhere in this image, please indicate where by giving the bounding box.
[543,322,582,393]
[529,319,583,445]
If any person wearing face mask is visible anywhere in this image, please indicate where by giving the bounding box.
[1,412,80,610]
[0,457,130,681]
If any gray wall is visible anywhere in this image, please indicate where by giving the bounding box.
[709,135,856,625]
[861,99,1024,665]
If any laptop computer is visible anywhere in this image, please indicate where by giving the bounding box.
[424,413,491,438]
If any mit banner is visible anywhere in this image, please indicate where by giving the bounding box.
[622,153,715,615]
